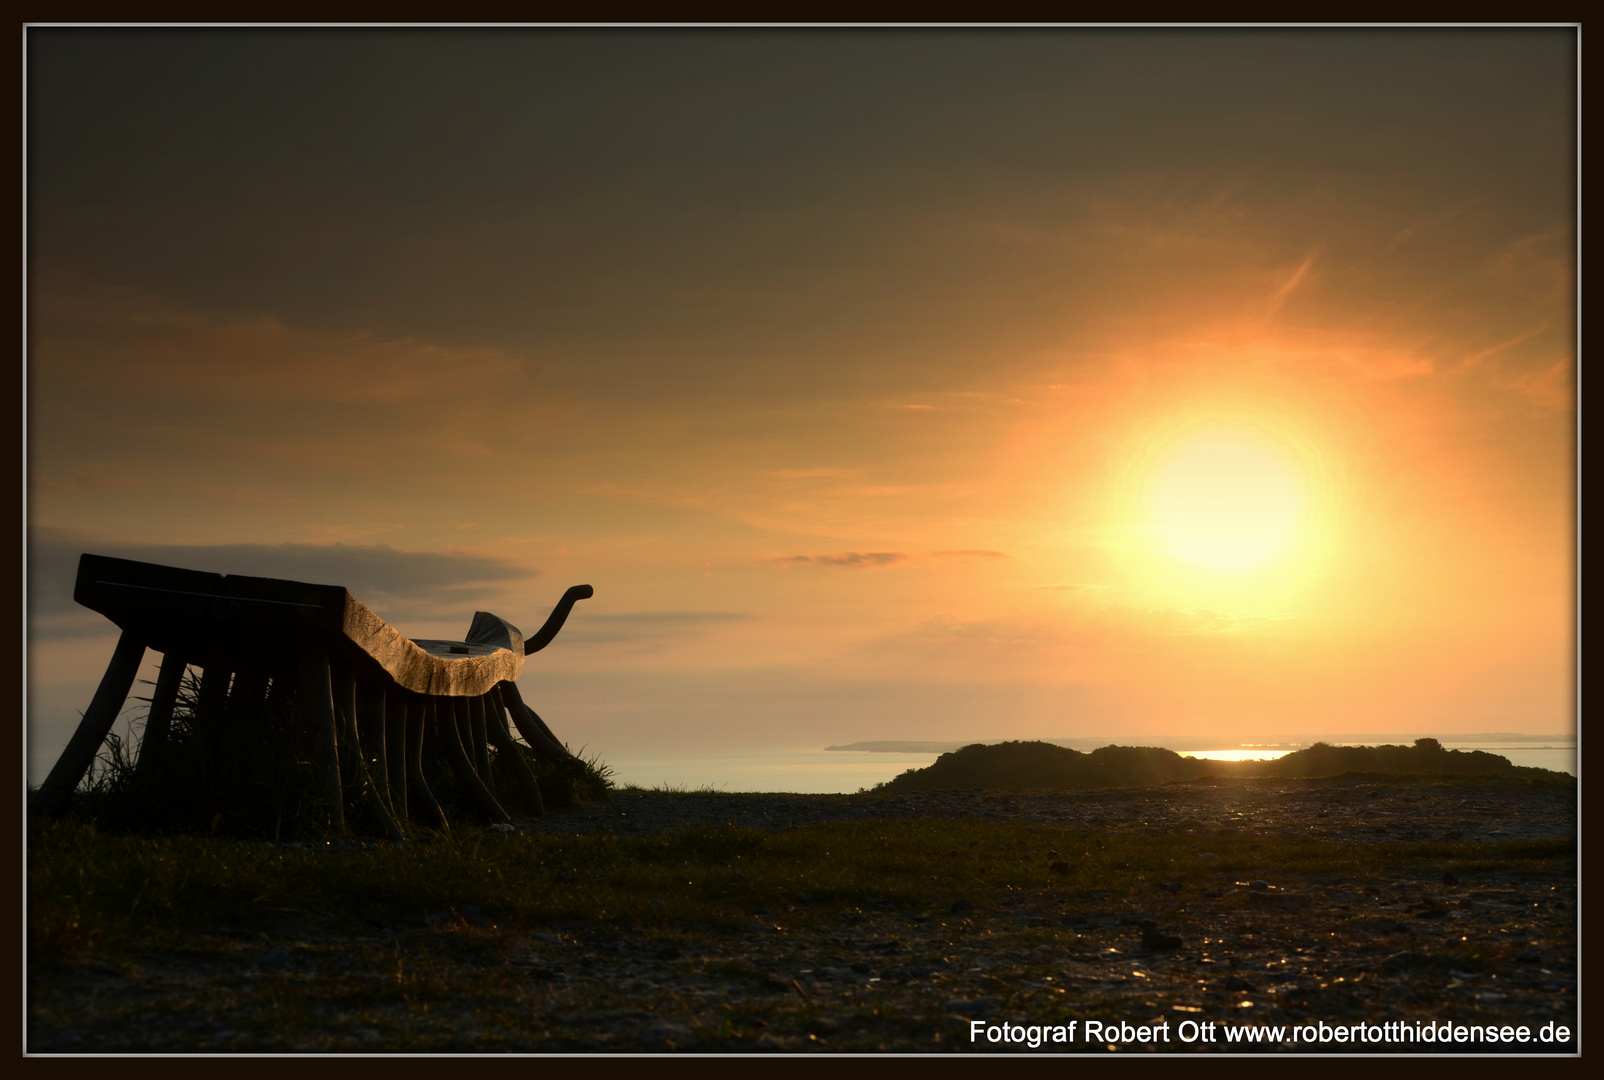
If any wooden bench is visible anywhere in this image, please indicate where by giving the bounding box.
[29,553,593,836]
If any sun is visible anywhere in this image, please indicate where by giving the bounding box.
[1144,427,1309,571]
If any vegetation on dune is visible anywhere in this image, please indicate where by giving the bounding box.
[875,738,1570,793]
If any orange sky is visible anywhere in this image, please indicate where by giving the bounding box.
[26,30,1575,780]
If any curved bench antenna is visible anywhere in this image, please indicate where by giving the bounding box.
[524,584,594,655]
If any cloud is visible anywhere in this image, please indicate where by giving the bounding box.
[26,527,535,639]
[1246,245,1323,331]
[770,468,858,480]
[1336,348,1436,381]
[765,550,1002,570]
[558,610,754,645]
[1456,323,1550,374]
[1090,604,1299,638]
[850,604,1301,673]
[1380,194,1493,255]
[27,470,146,493]
[768,552,908,569]
[1506,355,1573,412]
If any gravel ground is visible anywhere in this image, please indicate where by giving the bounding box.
[528,775,1577,845]
[28,776,1577,1054]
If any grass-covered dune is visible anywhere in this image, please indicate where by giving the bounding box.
[876,738,1568,793]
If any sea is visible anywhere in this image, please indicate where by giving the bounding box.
[602,739,1577,795]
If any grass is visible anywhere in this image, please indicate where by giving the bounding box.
[27,805,1577,1052]
[29,814,1574,965]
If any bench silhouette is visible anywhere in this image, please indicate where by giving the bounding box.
[29,553,592,837]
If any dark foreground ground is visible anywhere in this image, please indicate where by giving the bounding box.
[557,773,1574,844]
[28,775,1577,1054]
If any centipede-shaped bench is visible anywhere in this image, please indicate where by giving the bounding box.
[28,553,592,838]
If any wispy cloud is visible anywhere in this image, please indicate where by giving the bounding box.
[559,610,754,645]
[1506,354,1574,412]
[1246,246,1323,332]
[767,551,909,569]
[1456,323,1550,373]
[1380,194,1493,255]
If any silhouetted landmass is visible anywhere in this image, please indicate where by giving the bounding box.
[875,737,1569,793]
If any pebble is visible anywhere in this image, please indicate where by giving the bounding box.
[1197,852,1220,864]
[950,899,974,914]
[1249,880,1270,891]
[254,947,292,973]
[1384,984,1418,1002]
[1380,951,1426,972]
[1141,927,1183,952]
[945,996,1003,1017]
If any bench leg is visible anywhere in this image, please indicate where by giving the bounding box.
[30,629,147,820]
[134,651,187,781]
[470,695,492,786]
[406,695,448,832]
[332,669,403,843]
[385,686,408,820]
[439,697,511,825]
[496,680,570,764]
[296,647,345,831]
[486,687,545,816]
[357,682,393,815]
[195,649,232,779]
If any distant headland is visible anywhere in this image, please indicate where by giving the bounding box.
[868,738,1573,793]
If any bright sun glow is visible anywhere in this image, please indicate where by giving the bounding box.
[1145,428,1308,570]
